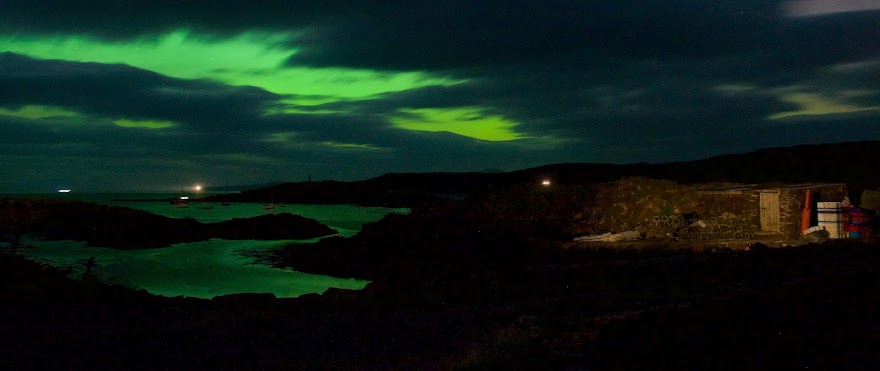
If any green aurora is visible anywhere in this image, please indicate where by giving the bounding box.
[0,30,530,142]
[391,107,526,142]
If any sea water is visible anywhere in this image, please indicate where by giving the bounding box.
[6,193,409,299]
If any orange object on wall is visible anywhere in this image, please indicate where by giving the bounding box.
[801,190,812,234]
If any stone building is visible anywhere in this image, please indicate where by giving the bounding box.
[757,184,848,239]
[700,183,848,239]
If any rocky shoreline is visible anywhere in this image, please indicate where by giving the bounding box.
[0,198,337,249]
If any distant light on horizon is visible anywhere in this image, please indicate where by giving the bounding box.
[194,184,203,192]
[58,189,71,193]
[541,179,552,186]
[180,196,189,200]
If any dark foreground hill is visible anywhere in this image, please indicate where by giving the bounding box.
[4,237,880,369]
[206,141,880,207]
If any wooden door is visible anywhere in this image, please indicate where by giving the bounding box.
[760,192,780,232]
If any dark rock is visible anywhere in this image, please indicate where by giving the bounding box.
[803,229,830,243]
[321,287,361,306]
[210,213,337,240]
[211,292,277,308]
[745,242,770,252]
[0,199,336,249]
[272,209,536,282]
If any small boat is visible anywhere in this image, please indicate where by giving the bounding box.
[265,189,277,212]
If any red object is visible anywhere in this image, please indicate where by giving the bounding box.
[801,190,812,234]
[843,207,871,239]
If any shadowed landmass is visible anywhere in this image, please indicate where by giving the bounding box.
[205,140,880,207]
[0,199,336,249]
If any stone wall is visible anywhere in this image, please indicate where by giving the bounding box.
[778,189,805,239]
[697,192,760,225]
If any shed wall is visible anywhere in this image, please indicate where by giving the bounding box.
[777,185,848,239]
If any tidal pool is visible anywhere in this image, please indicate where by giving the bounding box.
[14,197,408,299]
[19,238,367,299]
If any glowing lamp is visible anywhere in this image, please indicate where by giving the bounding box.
[180,196,190,200]
[541,180,551,186]
[194,185,203,192]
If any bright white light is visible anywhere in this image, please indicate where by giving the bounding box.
[541,180,552,186]
[180,196,190,200]
[58,189,71,193]
[194,185,203,192]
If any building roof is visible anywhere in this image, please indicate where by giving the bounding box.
[698,183,847,195]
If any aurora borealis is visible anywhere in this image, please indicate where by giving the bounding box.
[2,1,879,191]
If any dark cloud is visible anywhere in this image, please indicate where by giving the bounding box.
[0,1,347,38]
[3,1,877,74]
[0,53,276,131]
[1,1,854,71]
[285,1,789,70]
[322,59,792,140]
[769,10,880,71]
[311,51,880,167]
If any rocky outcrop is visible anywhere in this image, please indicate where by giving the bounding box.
[270,209,538,282]
[0,199,336,249]
[211,213,336,240]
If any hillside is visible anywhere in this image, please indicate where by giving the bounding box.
[205,141,880,206]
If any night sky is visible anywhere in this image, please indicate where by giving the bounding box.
[2,1,879,191]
